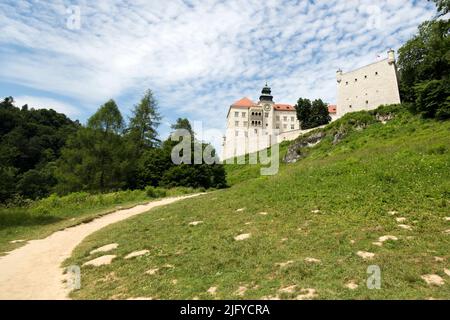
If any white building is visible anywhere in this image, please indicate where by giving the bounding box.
[336,49,401,118]
[222,85,301,160]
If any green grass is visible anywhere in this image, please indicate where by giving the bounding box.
[0,187,200,255]
[65,108,449,299]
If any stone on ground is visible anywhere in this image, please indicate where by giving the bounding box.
[90,243,118,255]
[304,257,321,264]
[83,255,116,267]
[235,286,247,296]
[9,240,26,244]
[207,286,217,295]
[145,268,159,275]
[258,212,268,216]
[189,221,203,226]
[372,242,383,247]
[395,217,407,223]
[124,249,149,259]
[398,224,412,230]
[444,217,450,221]
[378,235,398,243]
[434,256,444,262]
[311,209,320,214]
[296,288,318,300]
[279,285,297,294]
[356,251,375,260]
[236,208,245,212]
[234,233,251,241]
[421,274,445,286]
[444,268,450,277]
[388,210,398,215]
[275,260,295,268]
[345,281,358,290]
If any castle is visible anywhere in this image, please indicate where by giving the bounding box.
[336,49,401,117]
[222,84,301,160]
[222,50,401,160]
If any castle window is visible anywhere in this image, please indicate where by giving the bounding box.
[291,125,295,130]
[355,78,358,82]
[283,116,287,121]
[235,121,239,126]
[235,112,239,117]
[366,100,369,105]
[242,112,246,117]
[235,131,239,137]
[276,116,280,121]
[375,71,378,75]
[276,124,280,129]
[244,121,248,127]
[265,112,269,118]
[254,129,258,134]
[266,123,269,127]
[283,124,287,129]
[346,81,348,85]
[364,75,368,79]
[291,117,295,122]
[349,105,352,108]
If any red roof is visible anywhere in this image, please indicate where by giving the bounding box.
[328,105,337,113]
[274,104,295,111]
[231,97,255,108]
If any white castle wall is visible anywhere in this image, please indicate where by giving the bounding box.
[336,50,401,118]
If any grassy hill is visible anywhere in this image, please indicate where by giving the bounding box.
[65,106,450,299]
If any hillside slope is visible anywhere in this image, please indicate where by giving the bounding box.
[66,106,450,299]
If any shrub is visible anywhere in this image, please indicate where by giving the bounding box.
[145,186,167,198]
[414,79,450,119]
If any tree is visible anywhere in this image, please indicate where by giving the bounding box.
[55,127,133,194]
[87,99,124,134]
[414,79,450,119]
[295,98,312,129]
[171,118,194,136]
[128,90,161,149]
[311,99,331,127]
[429,0,450,16]
[398,19,450,102]
[295,98,331,129]
[0,97,79,202]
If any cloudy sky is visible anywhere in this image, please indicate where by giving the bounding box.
[0,0,436,151]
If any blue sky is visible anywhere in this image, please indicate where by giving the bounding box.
[0,0,436,152]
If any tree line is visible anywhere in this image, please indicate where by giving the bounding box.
[0,90,226,204]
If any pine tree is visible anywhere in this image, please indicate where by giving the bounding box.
[87,99,124,134]
[128,90,161,149]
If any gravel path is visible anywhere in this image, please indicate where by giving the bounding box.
[0,194,203,300]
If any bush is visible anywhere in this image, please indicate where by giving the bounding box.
[145,186,167,198]
[414,79,450,119]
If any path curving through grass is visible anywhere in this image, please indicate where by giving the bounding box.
[0,194,204,300]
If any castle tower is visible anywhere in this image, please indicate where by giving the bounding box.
[336,50,401,118]
[259,83,274,103]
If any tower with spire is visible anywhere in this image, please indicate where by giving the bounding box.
[259,83,274,103]
[222,84,300,160]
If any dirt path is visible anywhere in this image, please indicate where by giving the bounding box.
[0,194,203,300]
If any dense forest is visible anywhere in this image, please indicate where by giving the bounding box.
[0,91,226,204]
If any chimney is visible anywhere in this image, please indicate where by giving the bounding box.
[388,49,395,65]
